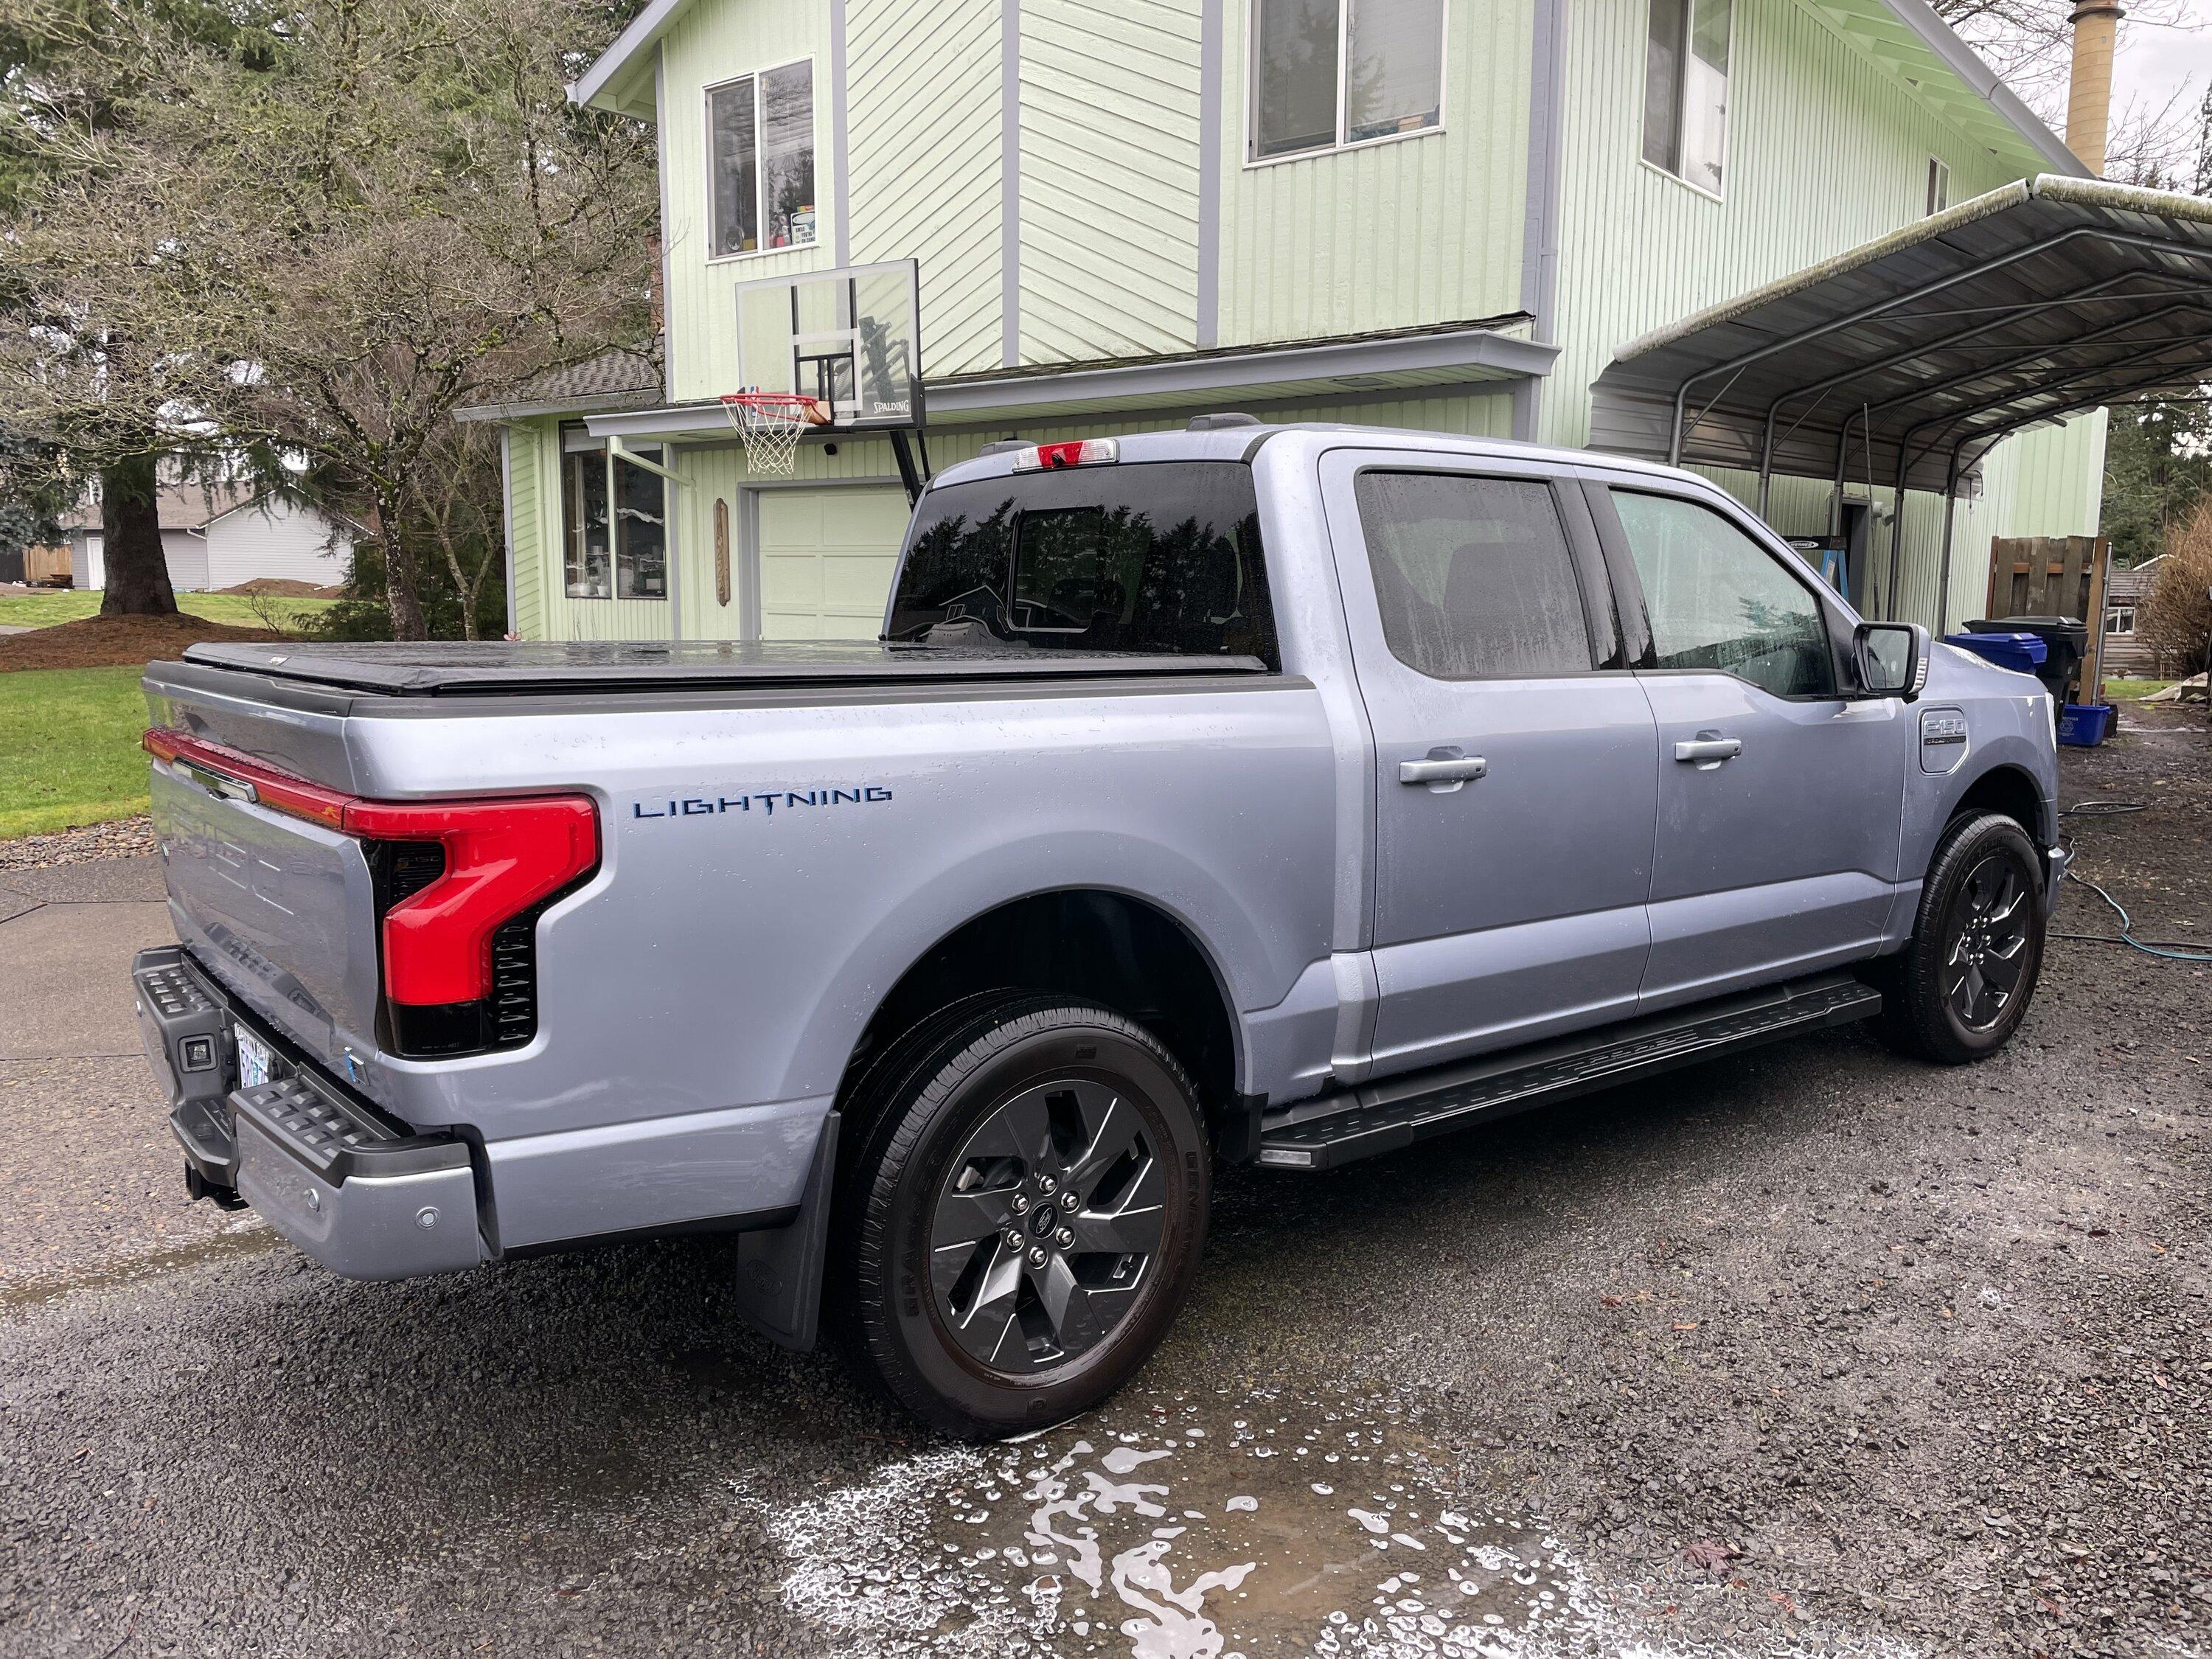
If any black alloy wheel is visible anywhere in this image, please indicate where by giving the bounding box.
[832,998,1210,1439]
[1876,811,2047,1065]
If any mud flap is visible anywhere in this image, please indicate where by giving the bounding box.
[734,1110,839,1352]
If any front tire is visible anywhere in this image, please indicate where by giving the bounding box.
[1877,812,2046,1065]
[833,998,1210,1439]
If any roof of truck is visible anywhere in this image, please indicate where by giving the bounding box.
[928,421,1713,492]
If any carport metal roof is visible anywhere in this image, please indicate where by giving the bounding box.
[1591,177,2212,516]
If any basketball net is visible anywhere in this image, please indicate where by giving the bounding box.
[720,392,828,477]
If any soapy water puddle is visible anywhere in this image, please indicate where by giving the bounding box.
[767,1385,1918,1659]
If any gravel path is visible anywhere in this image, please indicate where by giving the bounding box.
[0,714,2205,1658]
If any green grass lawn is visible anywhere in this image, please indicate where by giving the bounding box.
[0,591,334,631]
[2104,678,2177,702]
[0,666,156,838]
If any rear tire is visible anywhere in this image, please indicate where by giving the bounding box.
[1876,812,2046,1065]
[832,998,1210,1440]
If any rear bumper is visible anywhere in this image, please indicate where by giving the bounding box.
[132,947,484,1280]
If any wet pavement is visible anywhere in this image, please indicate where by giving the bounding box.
[4,713,2210,1658]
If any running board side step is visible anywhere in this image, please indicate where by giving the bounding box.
[1256,973,1881,1172]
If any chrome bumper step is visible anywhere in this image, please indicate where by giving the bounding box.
[1256,972,1882,1172]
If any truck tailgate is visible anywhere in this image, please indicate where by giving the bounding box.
[150,745,384,1085]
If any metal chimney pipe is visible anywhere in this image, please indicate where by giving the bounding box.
[2066,0,2124,175]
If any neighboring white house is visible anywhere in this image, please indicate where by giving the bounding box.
[63,484,352,592]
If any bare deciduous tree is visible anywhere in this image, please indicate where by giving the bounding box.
[0,0,656,638]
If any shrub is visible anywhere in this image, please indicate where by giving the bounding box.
[2138,501,2212,677]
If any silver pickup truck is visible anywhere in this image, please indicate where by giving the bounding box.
[131,422,2065,1437]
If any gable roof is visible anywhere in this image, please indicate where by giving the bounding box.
[571,0,2081,181]
[57,479,257,535]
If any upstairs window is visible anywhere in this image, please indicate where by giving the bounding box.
[1249,0,1444,163]
[1643,0,1731,196]
[1926,157,1950,215]
[708,61,816,258]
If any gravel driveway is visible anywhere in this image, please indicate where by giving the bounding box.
[1,708,2205,1659]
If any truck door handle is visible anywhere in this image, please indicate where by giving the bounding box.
[1399,755,1487,788]
[1674,737,1742,765]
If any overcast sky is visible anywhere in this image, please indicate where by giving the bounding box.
[2113,4,2212,151]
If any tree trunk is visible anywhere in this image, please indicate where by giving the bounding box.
[97,452,177,617]
[369,493,428,641]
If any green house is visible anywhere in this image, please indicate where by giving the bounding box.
[460,0,2118,644]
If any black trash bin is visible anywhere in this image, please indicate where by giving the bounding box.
[1963,615,2090,700]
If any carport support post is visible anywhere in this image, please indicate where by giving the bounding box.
[1933,451,1961,637]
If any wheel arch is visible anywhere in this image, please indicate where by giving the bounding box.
[835,885,1247,1151]
[1949,761,2052,846]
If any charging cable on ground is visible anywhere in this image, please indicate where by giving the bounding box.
[2051,800,2212,963]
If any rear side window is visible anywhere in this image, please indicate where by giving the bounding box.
[1354,471,1595,678]
[888,462,1277,664]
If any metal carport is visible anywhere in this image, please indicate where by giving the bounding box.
[1589,176,2212,629]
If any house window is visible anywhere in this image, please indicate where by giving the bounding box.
[1248,0,1444,163]
[561,431,667,600]
[1926,157,1950,215]
[2106,605,2135,636]
[708,61,816,258]
[1642,0,1731,195]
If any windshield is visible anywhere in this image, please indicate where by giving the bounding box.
[886,462,1278,666]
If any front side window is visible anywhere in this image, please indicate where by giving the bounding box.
[888,462,1278,664]
[709,61,816,258]
[1642,0,1731,195]
[2106,606,2134,636]
[1610,490,1832,698]
[562,435,667,600]
[1250,0,1443,161]
[1354,471,1593,678]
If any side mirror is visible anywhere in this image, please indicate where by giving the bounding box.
[1854,622,1929,700]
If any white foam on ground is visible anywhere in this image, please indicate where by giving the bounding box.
[766,1406,1927,1659]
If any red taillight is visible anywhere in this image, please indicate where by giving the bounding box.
[146,729,598,1007]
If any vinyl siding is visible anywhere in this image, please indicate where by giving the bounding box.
[1213,0,1533,347]
[847,0,1004,374]
[201,499,351,590]
[659,2,838,405]
[507,421,549,639]
[1018,0,1204,362]
[1552,0,2106,627]
[1546,0,2023,456]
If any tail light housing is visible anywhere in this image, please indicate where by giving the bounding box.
[146,728,598,1057]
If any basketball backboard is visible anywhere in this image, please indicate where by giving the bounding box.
[735,259,922,430]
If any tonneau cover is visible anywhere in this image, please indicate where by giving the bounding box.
[180,639,1273,697]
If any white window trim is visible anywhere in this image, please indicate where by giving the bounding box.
[1925,156,1951,217]
[703,55,821,267]
[1637,0,1736,204]
[1241,0,1449,170]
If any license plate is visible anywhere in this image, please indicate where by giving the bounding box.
[236,1026,275,1089]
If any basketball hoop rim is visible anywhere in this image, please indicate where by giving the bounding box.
[720,391,832,426]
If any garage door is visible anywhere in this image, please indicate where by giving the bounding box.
[757,486,911,640]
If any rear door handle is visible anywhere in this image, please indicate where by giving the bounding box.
[1674,738,1742,764]
[1399,755,1487,787]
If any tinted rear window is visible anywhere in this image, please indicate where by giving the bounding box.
[886,462,1278,666]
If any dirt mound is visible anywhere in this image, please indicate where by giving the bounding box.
[214,578,343,597]
[0,611,290,672]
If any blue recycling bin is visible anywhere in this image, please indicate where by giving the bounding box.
[1943,631,2047,677]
